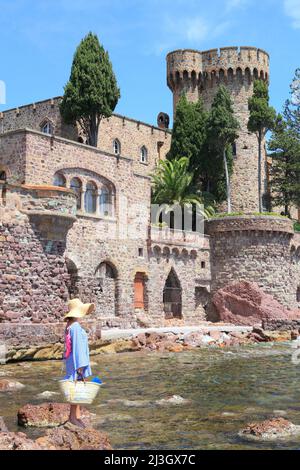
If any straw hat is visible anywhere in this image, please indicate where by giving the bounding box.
[64,298,95,321]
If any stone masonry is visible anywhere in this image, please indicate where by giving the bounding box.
[167,46,270,213]
[0,45,299,357]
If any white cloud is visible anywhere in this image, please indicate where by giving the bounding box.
[165,15,209,42]
[284,0,300,28]
[226,0,248,11]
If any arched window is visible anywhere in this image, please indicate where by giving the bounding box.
[140,146,148,164]
[54,173,66,188]
[41,120,54,135]
[70,178,83,210]
[100,186,113,217]
[113,139,121,156]
[96,262,117,280]
[85,181,97,214]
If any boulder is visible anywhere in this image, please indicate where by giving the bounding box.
[0,379,25,392]
[36,422,112,450]
[183,332,204,348]
[17,403,93,428]
[239,418,300,441]
[0,432,43,450]
[210,281,299,326]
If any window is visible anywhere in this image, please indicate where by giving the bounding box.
[232,143,237,158]
[54,173,66,188]
[70,178,83,210]
[0,171,6,182]
[140,146,148,164]
[85,181,97,214]
[113,139,121,156]
[100,186,113,217]
[41,121,53,135]
[138,248,144,257]
[201,262,206,269]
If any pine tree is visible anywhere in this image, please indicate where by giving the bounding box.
[60,32,120,147]
[207,85,240,213]
[248,80,276,212]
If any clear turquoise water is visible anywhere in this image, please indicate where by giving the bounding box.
[1,343,300,450]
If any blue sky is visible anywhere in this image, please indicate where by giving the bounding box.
[0,0,299,126]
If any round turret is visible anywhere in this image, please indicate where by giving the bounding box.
[166,46,271,213]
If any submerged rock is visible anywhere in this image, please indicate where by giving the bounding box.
[156,395,190,406]
[0,379,25,392]
[37,391,60,399]
[239,418,300,441]
[17,403,93,428]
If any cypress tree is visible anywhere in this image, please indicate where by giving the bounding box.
[167,95,208,185]
[248,80,276,212]
[207,85,240,213]
[60,32,120,147]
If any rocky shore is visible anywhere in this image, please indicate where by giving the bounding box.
[92,327,298,355]
[0,403,112,451]
[2,324,299,362]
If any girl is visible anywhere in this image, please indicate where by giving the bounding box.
[64,298,95,428]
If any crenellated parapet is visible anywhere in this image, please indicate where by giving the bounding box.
[167,46,269,96]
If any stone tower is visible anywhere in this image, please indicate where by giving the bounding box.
[166,47,270,213]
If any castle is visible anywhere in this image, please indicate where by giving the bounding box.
[0,45,299,357]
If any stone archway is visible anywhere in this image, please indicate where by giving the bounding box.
[65,258,79,299]
[95,261,118,317]
[163,268,182,319]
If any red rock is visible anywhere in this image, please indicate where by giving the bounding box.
[241,418,298,438]
[210,281,299,326]
[36,422,112,450]
[0,432,43,450]
[17,403,93,428]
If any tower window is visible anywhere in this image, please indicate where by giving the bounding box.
[41,121,54,135]
[201,262,206,269]
[113,139,121,156]
[232,143,237,157]
[140,146,148,164]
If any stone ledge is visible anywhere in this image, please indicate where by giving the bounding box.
[206,216,294,235]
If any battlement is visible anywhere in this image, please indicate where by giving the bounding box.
[167,46,269,90]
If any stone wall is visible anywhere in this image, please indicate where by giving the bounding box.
[0,97,171,174]
[206,216,297,309]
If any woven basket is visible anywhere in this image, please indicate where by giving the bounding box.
[59,379,101,405]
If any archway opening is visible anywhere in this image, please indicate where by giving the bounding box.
[163,269,182,319]
[66,258,79,299]
[95,262,118,317]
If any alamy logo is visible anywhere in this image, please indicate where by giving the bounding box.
[0,80,6,105]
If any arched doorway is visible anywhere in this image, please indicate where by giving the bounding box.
[134,272,148,311]
[65,258,79,299]
[95,261,118,317]
[163,269,182,319]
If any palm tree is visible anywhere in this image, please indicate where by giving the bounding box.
[151,157,215,222]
